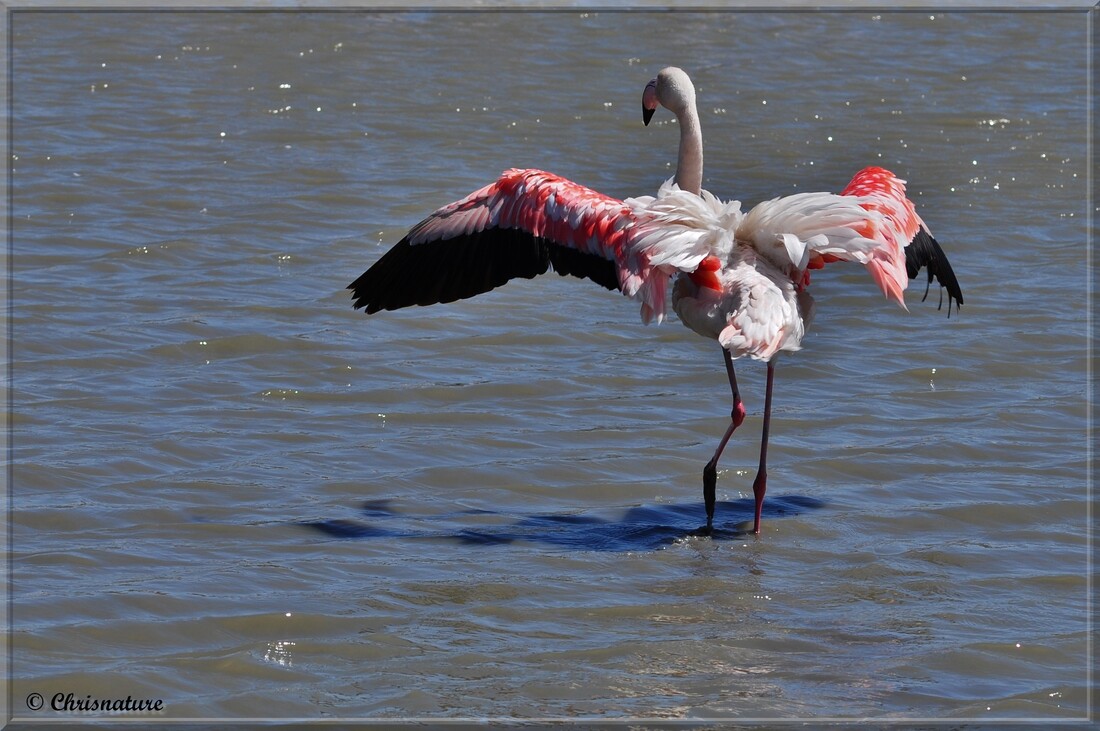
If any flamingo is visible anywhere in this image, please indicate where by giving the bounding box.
[349,67,963,535]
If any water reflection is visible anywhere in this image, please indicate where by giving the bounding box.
[300,496,825,551]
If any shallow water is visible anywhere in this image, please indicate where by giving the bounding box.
[8,9,1092,725]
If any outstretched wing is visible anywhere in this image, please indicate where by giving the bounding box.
[349,169,641,315]
[737,167,963,314]
[840,166,964,314]
[738,190,886,275]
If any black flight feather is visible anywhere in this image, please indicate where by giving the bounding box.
[348,228,620,315]
[904,227,964,316]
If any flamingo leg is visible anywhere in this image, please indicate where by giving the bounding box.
[752,359,776,534]
[702,348,746,532]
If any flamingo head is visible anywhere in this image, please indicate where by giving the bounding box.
[642,66,696,126]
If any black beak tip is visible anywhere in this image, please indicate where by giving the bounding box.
[642,106,655,126]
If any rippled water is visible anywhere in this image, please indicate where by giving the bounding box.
[9,9,1092,724]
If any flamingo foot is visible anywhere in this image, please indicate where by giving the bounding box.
[702,460,718,534]
[701,406,742,536]
[752,470,767,534]
[699,348,745,537]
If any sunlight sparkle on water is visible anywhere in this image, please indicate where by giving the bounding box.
[263,640,296,667]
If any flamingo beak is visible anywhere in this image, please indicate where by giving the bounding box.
[642,78,658,126]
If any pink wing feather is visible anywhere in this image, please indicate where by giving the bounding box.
[837,166,925,306]
[837,166,963,314]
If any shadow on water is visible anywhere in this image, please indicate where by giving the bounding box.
[299,495,826,551]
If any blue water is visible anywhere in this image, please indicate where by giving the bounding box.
[8,9,1092,724]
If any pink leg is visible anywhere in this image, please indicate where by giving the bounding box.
[702,348,746,532]
[752,360,776,534]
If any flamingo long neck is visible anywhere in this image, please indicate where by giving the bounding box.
[674,106,703,196]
